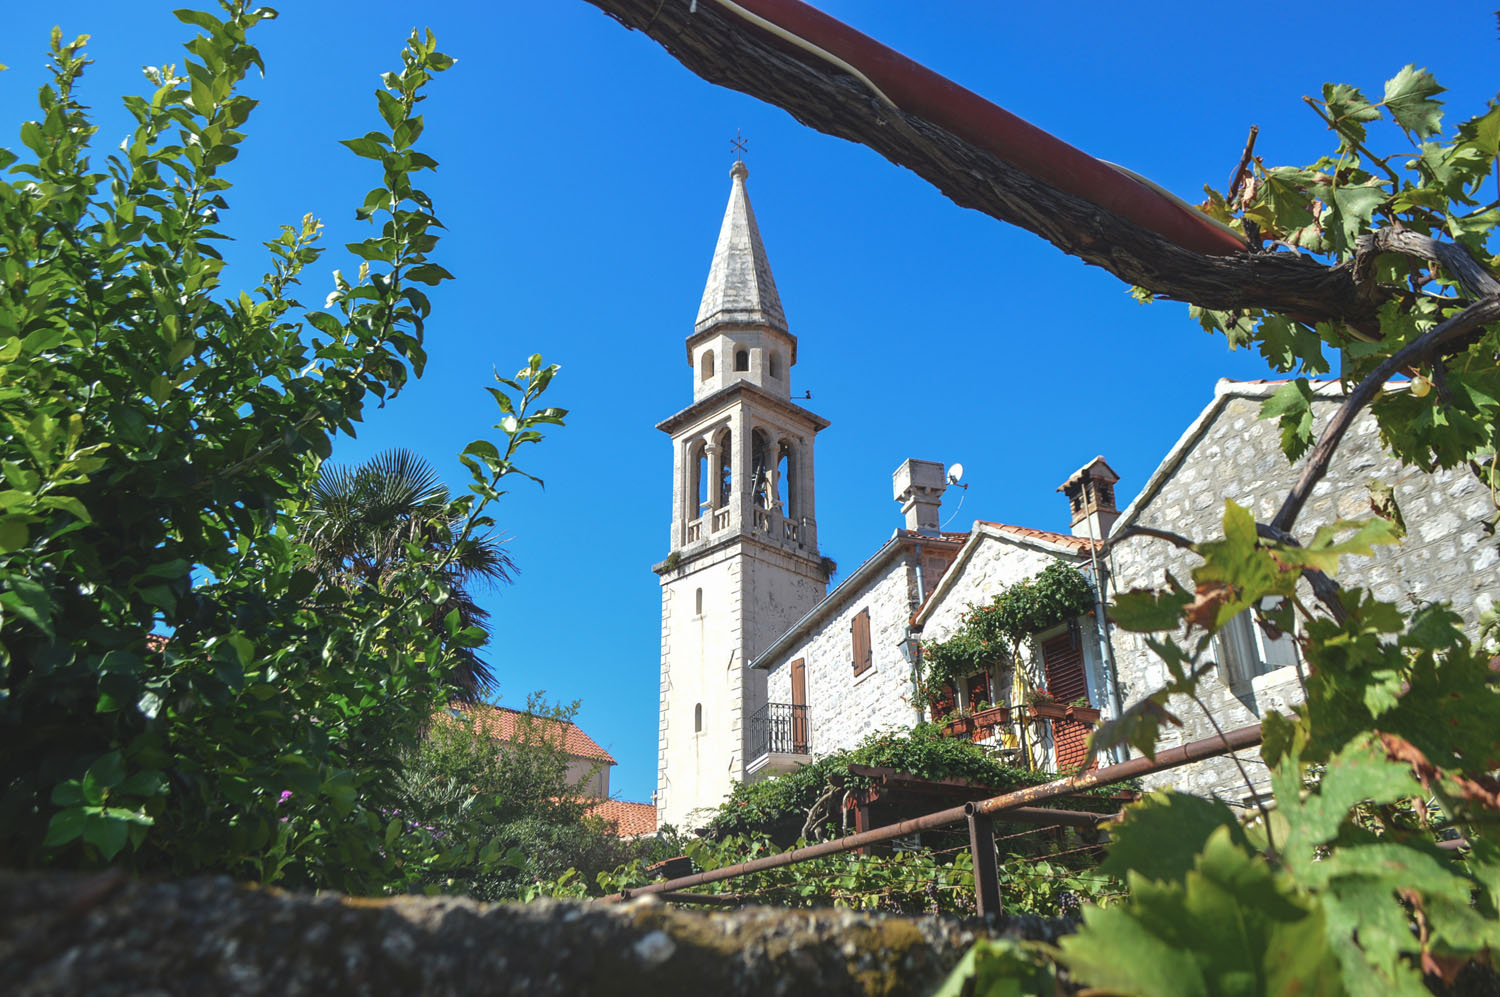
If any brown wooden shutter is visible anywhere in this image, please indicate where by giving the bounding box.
[851,608,872,676]
[790,658,808,751]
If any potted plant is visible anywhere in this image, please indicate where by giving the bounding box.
[1024,688,1067,720]
[1067,697,1101,725]
[940,709,975,737]
[971,702,1011,728]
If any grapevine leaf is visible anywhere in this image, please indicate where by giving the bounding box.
[1060,828,1342,996]
[1260,378,1317,462]
[1100,791,1250,885]
[1383,65,1446,139]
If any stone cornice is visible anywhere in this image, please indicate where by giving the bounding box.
[655,380,831,435]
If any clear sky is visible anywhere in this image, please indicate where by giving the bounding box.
[3,3,1495,805]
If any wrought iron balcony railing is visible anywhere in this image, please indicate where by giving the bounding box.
[748,702,809,758]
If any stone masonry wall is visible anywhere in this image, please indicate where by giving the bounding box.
[766,547,923,757]
[1108,384,1500,799]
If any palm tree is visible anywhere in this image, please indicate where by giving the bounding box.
[301,448,515,701]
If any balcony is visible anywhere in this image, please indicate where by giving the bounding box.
[746,702,811,778]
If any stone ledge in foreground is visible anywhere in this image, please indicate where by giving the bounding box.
[0,870,1074,996]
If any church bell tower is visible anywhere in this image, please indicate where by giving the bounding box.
[654,160,830,829]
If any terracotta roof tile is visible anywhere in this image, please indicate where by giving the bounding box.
[976,521,1102,552]
[587,799,658,837]
[447,703,617,765]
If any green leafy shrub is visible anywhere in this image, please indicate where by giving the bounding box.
[920,561,1094,698]
[705,724,1124,840]
[0,5,562,895]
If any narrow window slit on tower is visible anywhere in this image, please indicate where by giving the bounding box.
[735,349,749,372]
[694,703,703,733]
[701,350,714,381]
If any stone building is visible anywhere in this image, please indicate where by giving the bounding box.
[652,166,1499,829]
[1105,378,1499,799]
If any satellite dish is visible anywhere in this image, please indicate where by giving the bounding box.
[947,463,965,486]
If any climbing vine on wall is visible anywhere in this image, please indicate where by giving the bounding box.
[920,561,1095,700]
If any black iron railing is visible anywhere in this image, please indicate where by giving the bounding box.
[749,702,810,757]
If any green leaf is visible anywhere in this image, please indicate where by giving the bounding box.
[1111,581,1191,632]
[83,811,131,860]
[1100,791,1251,885]
[1383,65,1445,139]
[1260,378,1317,462]
[404,263,453,285]
[0,518,29,553]
[1061,827,1342,997]
[933,938,1056,997]
[43,807,86,848]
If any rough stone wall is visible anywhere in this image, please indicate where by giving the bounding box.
[1107,385,1500,798]
[2,870,1078,997]
[766,547,923,756]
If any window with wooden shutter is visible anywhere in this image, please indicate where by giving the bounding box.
[851,608,872,677]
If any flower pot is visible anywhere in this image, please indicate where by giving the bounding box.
[941,716,975,737]
[1027,702,1067,721]
[971,706,1011,727]
[1067,705,1101,725]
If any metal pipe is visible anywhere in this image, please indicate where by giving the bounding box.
[607,723,1262,900]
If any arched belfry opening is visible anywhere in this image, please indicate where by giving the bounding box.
[735,348,749,372]
[716,427,733,511]
[777,439,795,517]
[701,349,715,381]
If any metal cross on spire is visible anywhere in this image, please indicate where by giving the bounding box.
[730,129,748,163]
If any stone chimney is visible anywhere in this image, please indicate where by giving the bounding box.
[893,459,947,535]
[1057,456,1120,540]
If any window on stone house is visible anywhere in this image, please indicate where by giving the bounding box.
[695,588,703,616]
[929,682,956,720]
[695,703,703,733]
[964,671,992,709]
[851,607,872,677]
[1213,599,1298,686]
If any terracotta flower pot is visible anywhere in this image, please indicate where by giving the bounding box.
[942,716,975,737]
[1027,702,1067,721]
[1067,705,1101,725]
[971,706,1011,727]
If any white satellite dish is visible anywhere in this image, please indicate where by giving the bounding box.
[947,463,965,486]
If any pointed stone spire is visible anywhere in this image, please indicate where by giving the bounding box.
[695,161,787,335]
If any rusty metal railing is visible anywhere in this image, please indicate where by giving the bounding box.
[607,723,1262,909]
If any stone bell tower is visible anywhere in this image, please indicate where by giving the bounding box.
[654,160,830,829]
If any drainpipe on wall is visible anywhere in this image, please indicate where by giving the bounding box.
[1082,508,1127,764]
[909,543,928,727]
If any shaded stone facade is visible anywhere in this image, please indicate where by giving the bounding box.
[1106,380,1500,798]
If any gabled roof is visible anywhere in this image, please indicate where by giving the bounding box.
[911,521,1098,628]
[450,703,617,765]
[751,528,966,671]
[1106,378,1379,540]
[587,799,658,837]
[695,161,788,334]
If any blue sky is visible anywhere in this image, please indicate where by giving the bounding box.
[3,3,1495,804]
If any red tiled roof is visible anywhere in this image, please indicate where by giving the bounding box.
[587,799,658,837]
[448,703,617,765]
[976,521,1103,552]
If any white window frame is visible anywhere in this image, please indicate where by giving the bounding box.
[1214,599,1298,687]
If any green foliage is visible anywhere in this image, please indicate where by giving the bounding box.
[921,561,1095,698]
[952,67,1500,993]
[0,6,565,894]
[705,724,1079,839]
[529,830,1124,917]
[389,697,650,901]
